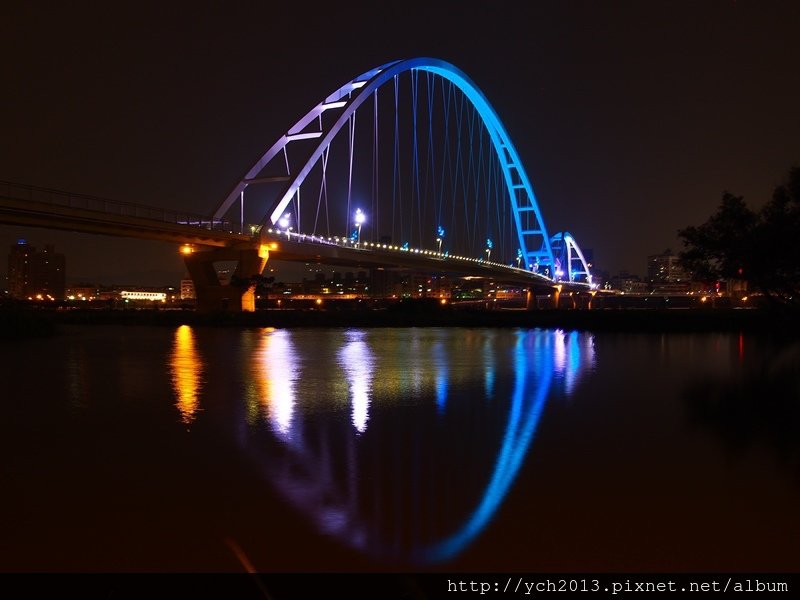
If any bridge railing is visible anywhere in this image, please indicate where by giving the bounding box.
[258,226,578,286]
[0,180,235,232]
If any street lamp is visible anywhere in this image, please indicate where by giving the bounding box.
[354,208,365,247]
[278,213,293,239]
[516,248,522,269]
[279,213,293,238]
[485,238,493,262]
[437,226,445,254]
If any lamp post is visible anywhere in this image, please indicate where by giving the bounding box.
[354,208,365,247]
[437,226,445,254]
[516,248,522,269]
[485,238,493,262]
[279,213,291,238]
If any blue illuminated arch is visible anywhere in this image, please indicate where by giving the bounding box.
[550,231,593,285]
[214,58,555,274]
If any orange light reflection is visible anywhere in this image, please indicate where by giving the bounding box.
[170,325,204,425]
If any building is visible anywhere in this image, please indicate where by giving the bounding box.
[7,240,66,300]
[180,277,196,300]
[647,249,687,284]
[66,283,99,301]
[606,272,649,294]
[120,290,167,302]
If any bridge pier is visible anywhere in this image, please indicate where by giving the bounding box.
[526,288,537,310]
[184,244,268,313]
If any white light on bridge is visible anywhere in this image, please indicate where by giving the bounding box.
[354,208,365,247]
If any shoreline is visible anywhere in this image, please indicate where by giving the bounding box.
[3,304,799,338]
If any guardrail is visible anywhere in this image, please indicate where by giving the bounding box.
[0,180,233,231]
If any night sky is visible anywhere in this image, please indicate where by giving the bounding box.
[2,1,799,286]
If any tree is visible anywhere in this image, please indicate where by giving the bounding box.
[229,273,275,305]
[677,166,800,309]
[251,274,275,301]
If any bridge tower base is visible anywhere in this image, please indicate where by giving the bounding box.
[184,245,268,313]
[526,289,537,310]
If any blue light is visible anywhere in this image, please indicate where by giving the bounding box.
[421,329,554,563]
[256,58,555,271]
[437,225,445,238]
[433,341,448,413]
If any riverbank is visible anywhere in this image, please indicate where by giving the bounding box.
[3,302,799,337]
[0,307,60,340]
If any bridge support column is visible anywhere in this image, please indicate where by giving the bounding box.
[526,288,537,311]
[184,245,268,313]
[553,285,562,309]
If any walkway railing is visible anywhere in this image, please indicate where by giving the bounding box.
[258,226,573,285]
[0,180,233,231]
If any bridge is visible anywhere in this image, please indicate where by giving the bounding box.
[0,57,597,312]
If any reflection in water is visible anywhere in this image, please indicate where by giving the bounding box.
[422,329,554,563]
[239,327,597,566]
[338,330,375,433]
[553,329,595,396]
[249,328,299,439]
[683,340,800,478]
[169,325,204,425]
[433,340,448,413]
[483,335,495,400]
[66,345,88,409]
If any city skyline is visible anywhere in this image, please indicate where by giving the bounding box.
[3,2,800,284]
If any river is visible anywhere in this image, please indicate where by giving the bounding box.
[2,324,798,574]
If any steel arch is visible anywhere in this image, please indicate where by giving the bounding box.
[550,231,593,285]
[214,57,555,275]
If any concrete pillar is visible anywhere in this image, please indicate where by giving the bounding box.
[184,245,268,313]
[525,288,537,311]
[553,285,562,309]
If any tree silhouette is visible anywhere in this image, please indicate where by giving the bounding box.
[678,166,800,309]
[251,274,275,301]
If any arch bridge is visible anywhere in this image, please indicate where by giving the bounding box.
[188,57,595,311]
[0,58,596,312]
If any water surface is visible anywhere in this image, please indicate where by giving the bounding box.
[2,324,797,573]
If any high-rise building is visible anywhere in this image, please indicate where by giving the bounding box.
[646,249,687,284]
[8,240,66,300]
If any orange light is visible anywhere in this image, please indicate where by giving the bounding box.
[315,298,322,305]
[180,244,193,255]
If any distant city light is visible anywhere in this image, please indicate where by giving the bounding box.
[120,290,167,302]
